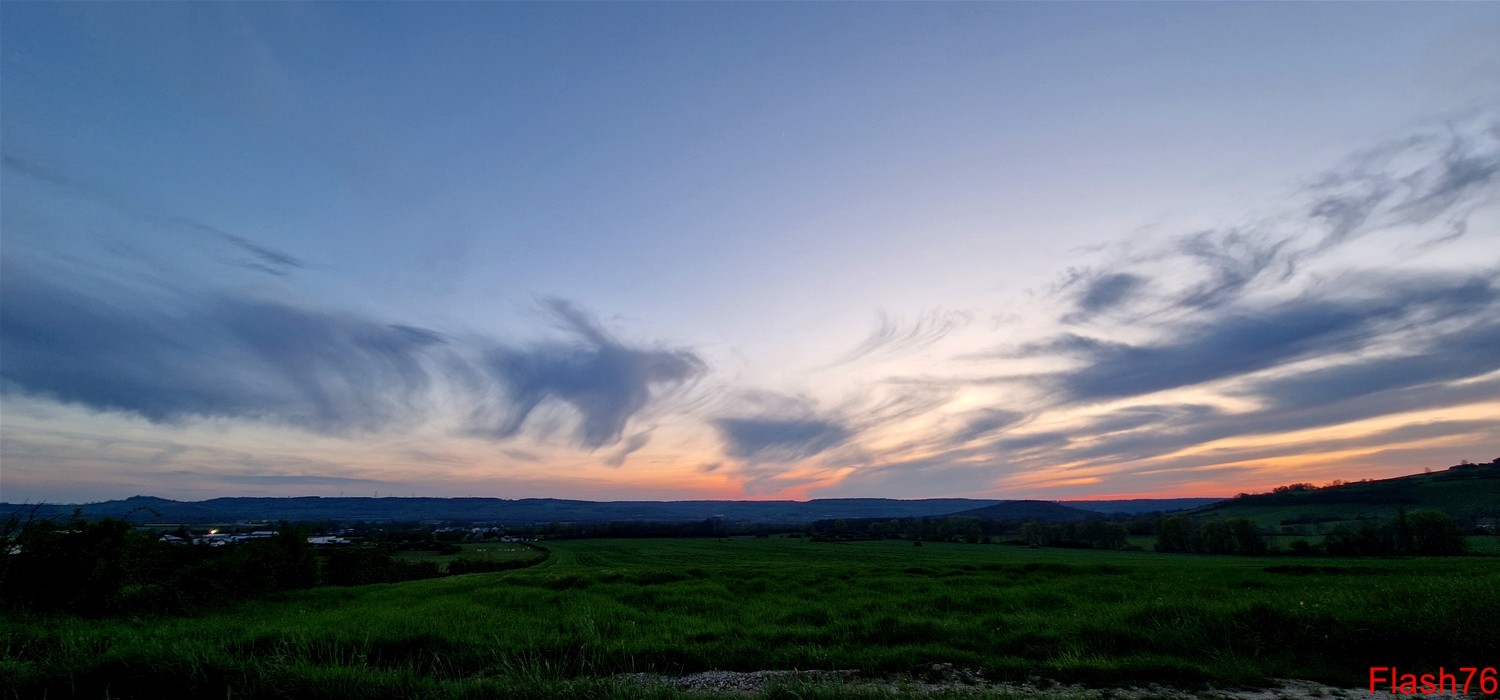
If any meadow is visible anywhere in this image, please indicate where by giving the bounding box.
[393,542,544,573]
[3,537,1497,699]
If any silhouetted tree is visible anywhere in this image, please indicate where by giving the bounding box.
[1406,510,1465,555]
[1226,518,1267,555]
[1,513,134,615]
[1155,516,1190,552]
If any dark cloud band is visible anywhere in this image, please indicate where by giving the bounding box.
[0,261,702,451]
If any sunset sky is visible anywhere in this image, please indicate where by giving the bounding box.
[3,2,1498,504]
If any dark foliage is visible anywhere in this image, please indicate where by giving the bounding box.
[0,514,320,616]
[321,547,443,586]
[1156,509,1466,556]
[0,513,135,615]
[1154,516,1267,554]
[1323,509,1466,556]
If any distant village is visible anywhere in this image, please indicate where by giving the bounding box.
[156,525,535,547]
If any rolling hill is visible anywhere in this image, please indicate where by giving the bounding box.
[1188,461,1500,529]
[944,500,1098,521]
[1062,498,1222,514]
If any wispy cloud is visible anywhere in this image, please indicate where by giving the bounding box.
[1035,272,1497,403]
[0,259,440,432]
[831,309,972,366]
[4,109,1498,499]
[1044,115,1500,325]
[605,431,653,467]
[464,299,705,449]
[1059,271,1149,322]
[2,154,305,276]
[0,260,702,454]
[1308,120,1500,245]
[1172,228,1294,310]
[209,474,396,488]
[945,408,1028,447]
[816,115,1500,497]
[1246,320,1500,412]
[712,416,852,463]
[810,454,1012,499]
[970,352,1500,484]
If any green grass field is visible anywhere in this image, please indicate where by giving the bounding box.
[1466,535,1500,555]
[3,537,1497,699]
[393,542,544,572]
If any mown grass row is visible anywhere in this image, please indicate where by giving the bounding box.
[3,537,1497,699]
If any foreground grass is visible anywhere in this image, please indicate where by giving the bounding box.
[4,537,1497,698]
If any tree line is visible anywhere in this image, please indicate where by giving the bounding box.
[1154,509,1466,556]
[808,514,1149,548]
[804,510,1472,557]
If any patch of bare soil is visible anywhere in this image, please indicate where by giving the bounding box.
[615,665,1487,698]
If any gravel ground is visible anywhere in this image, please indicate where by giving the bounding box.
[615,665,1489,698]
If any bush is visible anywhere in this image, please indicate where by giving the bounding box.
[0,515,135,615]
[1405,510,1466,555]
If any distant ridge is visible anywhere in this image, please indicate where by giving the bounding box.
[1,495,1019,525]
[1063,498,1223,515]
[944,500,1097,521]
[1,493,1234,526]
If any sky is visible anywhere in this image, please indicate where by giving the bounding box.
[2,2,1499,504]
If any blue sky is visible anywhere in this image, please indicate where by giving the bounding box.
[3,2,1498,503]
